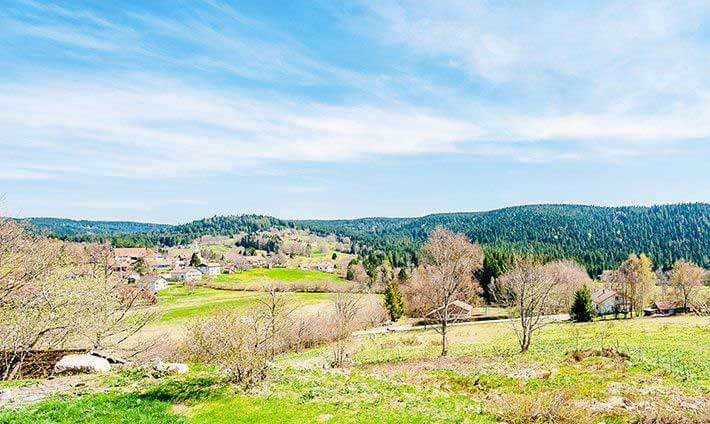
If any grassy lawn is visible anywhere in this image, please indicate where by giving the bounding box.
[3,316,708,423]
[210,268,347,291]
[153,284,330,324]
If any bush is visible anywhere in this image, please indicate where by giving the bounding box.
[182,311,270,386]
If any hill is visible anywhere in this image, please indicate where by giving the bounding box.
[299,203,710,275]
[17,217,171,237]
[18,204,710,275]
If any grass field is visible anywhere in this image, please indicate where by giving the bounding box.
[153,284,331,324]
[210,268,348,291]
[3,315,708,423]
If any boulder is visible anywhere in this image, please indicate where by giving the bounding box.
[140,360,189,376]
[154,361,189,374]
[54,354,111,374]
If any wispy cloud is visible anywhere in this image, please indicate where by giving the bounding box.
[2,0,710,182]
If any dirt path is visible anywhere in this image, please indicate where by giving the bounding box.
[0,374,107,409]
[353,314,570,336]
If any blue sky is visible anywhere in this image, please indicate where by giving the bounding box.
[2,0,709,223]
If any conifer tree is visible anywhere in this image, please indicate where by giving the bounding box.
[384,281,404,321]
[570,285,594,322]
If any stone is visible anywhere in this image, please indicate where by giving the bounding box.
[54,354,111,374]
[149,361,189,375]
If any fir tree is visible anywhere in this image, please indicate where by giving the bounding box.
[384,281,405,321]
[570,285,594,322]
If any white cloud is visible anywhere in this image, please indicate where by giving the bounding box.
[0,76,480,179]
[2,0,710,181]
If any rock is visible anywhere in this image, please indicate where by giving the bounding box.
[154,361,189,374]
[0,388,12,401]
[54,354,111,374]
[89,350,127,364]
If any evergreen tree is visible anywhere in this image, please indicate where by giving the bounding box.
[397,268,408,283]
[189,252,202,267]
[570,285,594,322]
[332,252,337,260]
[384,281,405,321]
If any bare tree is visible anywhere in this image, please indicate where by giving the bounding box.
[257,285,294,360]
[0,219,155,379]
[495,259,558,352]
[668,259,707,310]
[0,218,63,301]
[329,293,361,367]
[614,253,655,318]
[541,260,592,313]
[410,227,484,356]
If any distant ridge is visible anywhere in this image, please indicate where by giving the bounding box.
[17,217,171,237]
[16,203,710,275]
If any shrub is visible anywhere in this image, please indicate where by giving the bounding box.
[182,311,270,386]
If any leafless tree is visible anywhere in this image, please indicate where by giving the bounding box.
[329,293,361,367]
[410,227,484,356]
[614,253,655,318]
[0,218,155,379]
[541,260,592,313]
[668,259,707,310]
[257,285,294,360]
[495,259,558,352]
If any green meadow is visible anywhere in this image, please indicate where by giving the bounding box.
[3,315,707,423]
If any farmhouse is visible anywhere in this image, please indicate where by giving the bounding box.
[147,258,172,272]
[114,248,149,262]
[591,289,629,315]
[198,262,221,276]
[425,300,473,320]
[170,267,202,282]
[316,263,335,273]
[645,301,689,316]
[137,274,168,293]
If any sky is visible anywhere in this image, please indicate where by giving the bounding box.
[1,0,709,223]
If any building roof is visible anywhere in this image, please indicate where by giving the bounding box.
[141,274,165,284]
[425,300,473,317]
[147,258,171,267]
[653,301,679,311]
[591,289,620,305]
[173,267,200,273]
[114,248,148,258]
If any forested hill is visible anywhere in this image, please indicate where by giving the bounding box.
[18,204,709,275]
[297,203,710,275]
[17,217,171,237]
[22,214,290,246]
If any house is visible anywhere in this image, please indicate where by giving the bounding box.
[170,267,202,282]
[591,289,629,316]
[316,263,335,273]
[137,274,168,293]
[198,262,221,276]
[110,260,131,272]
[645,301,689,316]
[147,258,172,272]
[425,300,473,320]
[114,248,149,262]
[126,272,141,284]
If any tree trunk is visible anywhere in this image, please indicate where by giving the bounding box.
[440,321,448,356]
